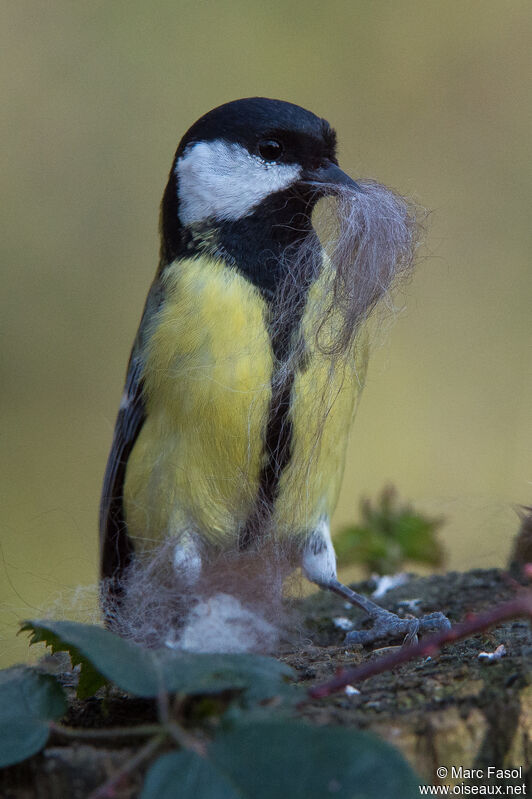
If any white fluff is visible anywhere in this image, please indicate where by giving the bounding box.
[176,140,301,224]
[174,592,278,653]
[371,573,409,598]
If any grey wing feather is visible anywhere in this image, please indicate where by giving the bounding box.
[99,276,164,580]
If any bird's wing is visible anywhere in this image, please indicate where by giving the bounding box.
[99,276,164,580]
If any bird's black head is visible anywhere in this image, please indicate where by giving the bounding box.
[160,98,360,292]
[178,97,338,172]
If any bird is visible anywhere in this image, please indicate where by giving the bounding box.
[99,97,450,648]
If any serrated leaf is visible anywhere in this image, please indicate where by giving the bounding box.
[21,620,108,698]
[336,485,445,574]
[141,751,240,799]
[208,720,420,799]
[21,620,295,703]
[0,666,67,767]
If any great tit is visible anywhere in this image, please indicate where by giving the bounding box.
[100,97,450,646]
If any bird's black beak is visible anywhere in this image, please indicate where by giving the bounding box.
[301,160,362,195]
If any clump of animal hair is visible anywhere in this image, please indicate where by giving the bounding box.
[102,534,295,653]
[258,179,423,500]
[319,181,421,355]
[272,180,423,369]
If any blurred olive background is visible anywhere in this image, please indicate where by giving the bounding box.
[1,1,531,667]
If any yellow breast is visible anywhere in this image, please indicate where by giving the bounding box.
[124,255,367,552]
[274,274,368,536]
[124,256,273,549]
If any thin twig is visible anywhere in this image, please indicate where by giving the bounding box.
[49,722,163,740]
[309,591,532,699]
[165,720,207,757]
[157,688,207,757]
[87,732,166,799]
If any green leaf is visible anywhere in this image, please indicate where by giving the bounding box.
[142,751,240,799]
[0,666,67,767]
[208,720,420,798]
[22,620,294,702]
[336,485,445,574]
[21,620,108,699]
[142,723,419,799]
[395,514,445,566]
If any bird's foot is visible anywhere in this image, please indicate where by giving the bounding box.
[345,607,450,647]
[326,579,450,647]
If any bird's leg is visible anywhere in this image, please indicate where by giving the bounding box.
[172,531,203,585]
[302,521,450,647]
[164,532,203,649]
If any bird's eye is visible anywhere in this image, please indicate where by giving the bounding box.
[258,139,283,162]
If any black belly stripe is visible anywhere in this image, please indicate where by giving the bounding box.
[160,189,323,549]
[238,368,294,547]
[238,290,311,549]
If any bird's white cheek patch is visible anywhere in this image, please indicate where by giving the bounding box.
[175,139,301,225]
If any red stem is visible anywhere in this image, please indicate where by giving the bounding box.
[309,591,532,699]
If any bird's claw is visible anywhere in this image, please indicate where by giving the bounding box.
[345,609,451,647]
